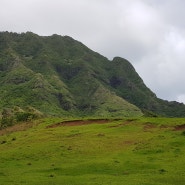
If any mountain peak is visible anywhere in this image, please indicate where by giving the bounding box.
[0,32,185,117]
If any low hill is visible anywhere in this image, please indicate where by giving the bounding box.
[0,31,185,117]
[1,117,185,184]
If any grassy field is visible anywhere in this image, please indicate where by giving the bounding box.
[0,117,185,185]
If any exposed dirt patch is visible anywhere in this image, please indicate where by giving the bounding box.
[143,122,157,132]
[159,125,174,131]
[123,140,135,145]
[107,121,173,132]
[0,121,39,136]
[174,124,185,131]
[97,133,105,137]
[47,119,112,128]
[160,125,169,129]
[108,119,135,128]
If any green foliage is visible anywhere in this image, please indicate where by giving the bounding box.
[0,106,43,128]
[142,109,158,117]
[1,108,15,128]
[182,131,185,136]
[0,31,185,118]
[15,112,34,122]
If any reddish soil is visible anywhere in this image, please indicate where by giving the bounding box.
[143,122,157,131]
[108,120,136,128]
[160,125,169,129]
[0,121,38,136]
[47,119,112,128]
[123,140,135,145]
[174,124,185,131]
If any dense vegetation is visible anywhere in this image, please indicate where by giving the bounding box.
[1,31,185,184]
[0,117,185,185]
[0,31,185,120]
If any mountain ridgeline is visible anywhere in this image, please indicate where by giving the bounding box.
[0,31,185,118]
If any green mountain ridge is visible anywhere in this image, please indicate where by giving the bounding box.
[0,31,185,117]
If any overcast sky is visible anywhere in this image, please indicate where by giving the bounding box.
[1,0,185,103]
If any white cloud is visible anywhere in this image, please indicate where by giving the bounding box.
[177,94,185,104]
[135,27,185,101]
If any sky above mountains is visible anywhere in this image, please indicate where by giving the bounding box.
[1,0,185,103]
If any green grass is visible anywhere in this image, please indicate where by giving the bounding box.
[0,117,185,184]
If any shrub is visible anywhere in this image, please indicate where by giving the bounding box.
[1,117,15,127]
[15,112,35,122]
[1,108,15,128]
[182,131,185,136]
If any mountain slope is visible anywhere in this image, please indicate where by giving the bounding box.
[106,57,185,117]
[0,31,185,117]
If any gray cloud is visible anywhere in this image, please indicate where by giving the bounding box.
[1,0,185,103]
